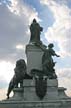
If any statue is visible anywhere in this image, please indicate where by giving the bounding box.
[42,43,60,79]
[30,19,43,44]
[29,43,60,99]
[6,59,27,99]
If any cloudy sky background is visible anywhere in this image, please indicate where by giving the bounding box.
[0,0,71,100]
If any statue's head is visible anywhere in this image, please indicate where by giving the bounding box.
[16,59,26,70]
[33,18,37,23]
[48,43,54,48]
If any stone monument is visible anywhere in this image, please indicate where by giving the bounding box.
[0,19,71,108]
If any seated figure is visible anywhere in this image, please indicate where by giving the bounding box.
[6,59,27,99]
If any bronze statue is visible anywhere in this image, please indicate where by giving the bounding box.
[42,43,60,79]
[30,19,43,43]
[6,59,27,99]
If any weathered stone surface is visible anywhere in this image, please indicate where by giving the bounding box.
[45,79,59,100]
[23,79,40,101]
[7,88,24,101]
[0,100,71,108]
[47,79,58,87]
[0,79,71,108]
[26,44,43,75]
[58,87,70,99]
[23,79,69,101]
[12,88,24,100]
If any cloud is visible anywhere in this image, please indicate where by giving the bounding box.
[57,68,71,78]
[7,0,40,23]
[0,88,7,100]
[0,76,8,88]
[0,0,39,62]
[40,0,71,57]
[0,61,15,83]
[56,68,71,96]
[59,77,71,97]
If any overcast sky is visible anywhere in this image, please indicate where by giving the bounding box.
[0,0,71,100]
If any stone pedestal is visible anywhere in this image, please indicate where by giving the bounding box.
[46,79,59,100]
[23,79,39,101]
[1,100,71,108]
[23,79,59,101]
[0,79,71,108]
[8,88,24,101]
[26,44,43,75]
[58,87,69,99]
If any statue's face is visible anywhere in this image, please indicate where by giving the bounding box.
[16,59,26,70]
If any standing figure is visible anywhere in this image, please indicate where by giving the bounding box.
[30,19,43,43]
[42,43,60,79]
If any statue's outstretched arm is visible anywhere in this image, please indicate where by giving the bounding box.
[55,53,60,57]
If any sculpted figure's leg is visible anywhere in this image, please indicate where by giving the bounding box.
[7,80,14,99]
[20,80,23,88]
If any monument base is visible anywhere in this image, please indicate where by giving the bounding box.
[0,79,71,108]
[23,79,59,101]
[8,88,24,101]
[0,99,71,108]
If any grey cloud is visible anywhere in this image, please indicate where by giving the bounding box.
[0,0,39,62]
[0,4,29,62]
